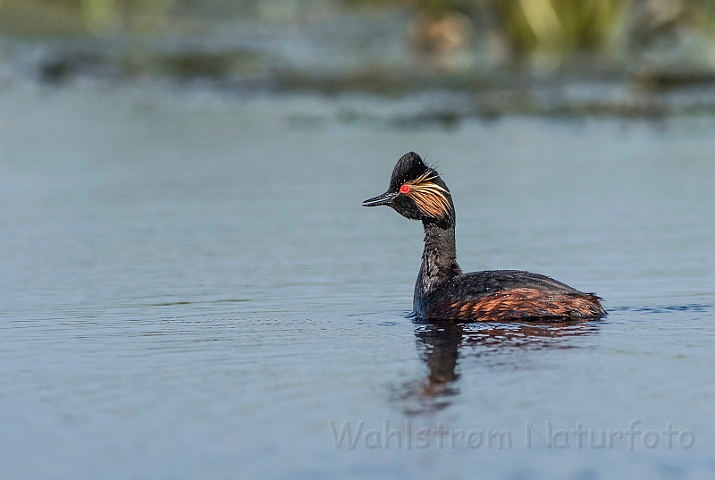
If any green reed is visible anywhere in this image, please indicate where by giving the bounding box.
[0,0,176,33]
[494,0,628,55]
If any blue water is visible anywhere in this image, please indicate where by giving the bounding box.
[1,85,714,479]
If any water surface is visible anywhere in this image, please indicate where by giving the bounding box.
[1,86,714,479]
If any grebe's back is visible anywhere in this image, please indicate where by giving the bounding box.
[423,270,605,321]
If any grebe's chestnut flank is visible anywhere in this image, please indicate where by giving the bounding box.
[363,152,606,321]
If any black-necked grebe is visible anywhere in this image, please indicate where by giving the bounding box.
[363,152,606,321]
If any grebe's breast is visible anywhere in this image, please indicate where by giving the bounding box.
[420,270,605,321]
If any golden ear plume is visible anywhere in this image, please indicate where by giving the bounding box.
[404,171,452,219]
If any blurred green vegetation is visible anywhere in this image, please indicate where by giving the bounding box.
[2,0,715,61]
[346,0,715,57]
[493,0,626,54]
[0,0,176,34]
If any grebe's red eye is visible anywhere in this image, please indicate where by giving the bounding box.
[400,184,410,194]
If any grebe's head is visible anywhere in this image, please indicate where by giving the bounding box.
[362,152,454,227]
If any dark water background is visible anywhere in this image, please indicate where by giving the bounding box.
[1,85,714,479]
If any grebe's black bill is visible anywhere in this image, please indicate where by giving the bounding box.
[362,192,396,207]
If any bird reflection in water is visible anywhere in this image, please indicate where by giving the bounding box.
[392,319,600,415]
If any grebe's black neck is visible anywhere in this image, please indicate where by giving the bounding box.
[414,218,462,312]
